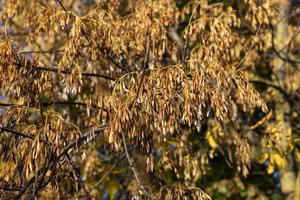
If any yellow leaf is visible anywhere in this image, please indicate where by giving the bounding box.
[269,127,278,135]
[267,163,274,174]
[17,97,25,105]
[272,153,287,168]
[257,153,268,164]
[105,179,121,199]
[206,131,218,149]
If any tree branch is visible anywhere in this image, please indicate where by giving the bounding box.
[0,101,103,109]
[259,4,300,65]
[35,66,115,81]
[12,126,107,199]
[56,0,68,12]
[18,49,64,54]
[65,153,92,200]
[0,126,34,139]
[121,131,149,197]
[250,80,290,101]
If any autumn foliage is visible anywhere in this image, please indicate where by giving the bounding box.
[0,0,300,199]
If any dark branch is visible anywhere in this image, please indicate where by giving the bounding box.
[0,103,15,107]
[0,185,21,192]
[56,0,68,12]
[0,101,105,112]
[12,126,107,199]
[66,153,92,200]
[59,126,107,157]
[35,66,115,81]
[0,126,34,139]
[250,80,290,101]
[260,5,300,65]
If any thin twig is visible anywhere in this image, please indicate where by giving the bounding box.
[65,153,92,200]
[0,185,21,191]
[0,101,103,109]
[121,132,149,197]
[18,49,64,54]
[90,151,133,192]
[13,166,49,199]
[0,126,34,139]
[10,56,116,81]
[56,0,68,12]
[37,1,127,74]
[35,66,115,81]
[12,126,106,199]
[28,159,51,200]
[260,4,300,65]
[250,80,290,101]
[59,126,106,157]
[0,103,15,107]
[129,32,150,109]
